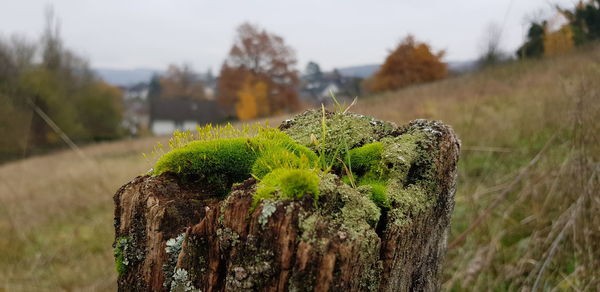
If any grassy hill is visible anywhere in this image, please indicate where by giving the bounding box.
[1,46,598,291]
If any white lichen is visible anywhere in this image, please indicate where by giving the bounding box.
[163,233,187,288]
[258,201,277,228]
[166,233,186,255]
[169,268,199,292]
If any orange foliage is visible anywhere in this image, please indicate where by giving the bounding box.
[235,76,269,121]
[217,23,299,118]
[369,35,447,92]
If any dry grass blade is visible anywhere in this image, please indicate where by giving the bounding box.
[530,171,596,291]
[448,134,557,250]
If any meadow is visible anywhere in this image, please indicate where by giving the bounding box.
[0,46,598,291]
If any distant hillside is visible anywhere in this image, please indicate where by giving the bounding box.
[336,64,380,78]
[97,60,478,86]
[335,60,477,79]
[94,68,161,86]
[446,60,478,73]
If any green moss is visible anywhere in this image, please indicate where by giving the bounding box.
[154,138,257,195]
[358,179,390,209]
[251,148,314,179]
[114,236,129,276]
[348,142,383,174]
[153,128,318,196]
[153,113,442,238]
[252,128,319,163]
[253,168,320,208]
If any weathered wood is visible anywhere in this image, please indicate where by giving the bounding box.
[113,112,460,292]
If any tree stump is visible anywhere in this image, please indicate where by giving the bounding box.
[113,110,460,291]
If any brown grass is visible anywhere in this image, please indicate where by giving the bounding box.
[0,47,598,291]
[353,46,600,290]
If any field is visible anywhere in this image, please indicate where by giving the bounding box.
[1,46,599,291]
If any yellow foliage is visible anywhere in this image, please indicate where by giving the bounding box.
[544,25,574,57]
[235,76,269,121]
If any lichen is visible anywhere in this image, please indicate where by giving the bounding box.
[225,248,275,290]
[281,110,397,154]
[258,201,277,228]
[310,174,380,235]
[169,268,198,292]
[386,183,433,226]
[163,233,186,289]
[217,227,240,251]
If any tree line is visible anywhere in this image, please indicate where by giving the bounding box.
[0,10,123,162]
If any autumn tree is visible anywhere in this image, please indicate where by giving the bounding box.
[217,23,300,118]
[368,35,447,93]
[159,64,206,100]
[235,75,269,120]
[544,24,575,57]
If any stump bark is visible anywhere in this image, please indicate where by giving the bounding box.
[114,111,460,292]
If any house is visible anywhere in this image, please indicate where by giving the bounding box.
[122,82,149,100]
[121,83,150,136]
[299,70,362,105]
[150,98,225,135]
[301,80,341,103]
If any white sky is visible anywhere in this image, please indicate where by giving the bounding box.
[0,0,576,72]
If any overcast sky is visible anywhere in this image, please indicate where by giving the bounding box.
[0,0,576,72]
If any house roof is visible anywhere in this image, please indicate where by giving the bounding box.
[150,98,224,123]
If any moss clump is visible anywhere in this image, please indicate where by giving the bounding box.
[251,147,314,179]
[253,168,320,208]
[154,138,257,195]
[153,128,318,196]
[348,142,383,174]
[152,113,439,226]
[251,128,318,164]
[358,179,390,209]
[343,142,392,209]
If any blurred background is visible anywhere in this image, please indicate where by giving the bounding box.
[0,0,599,291]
